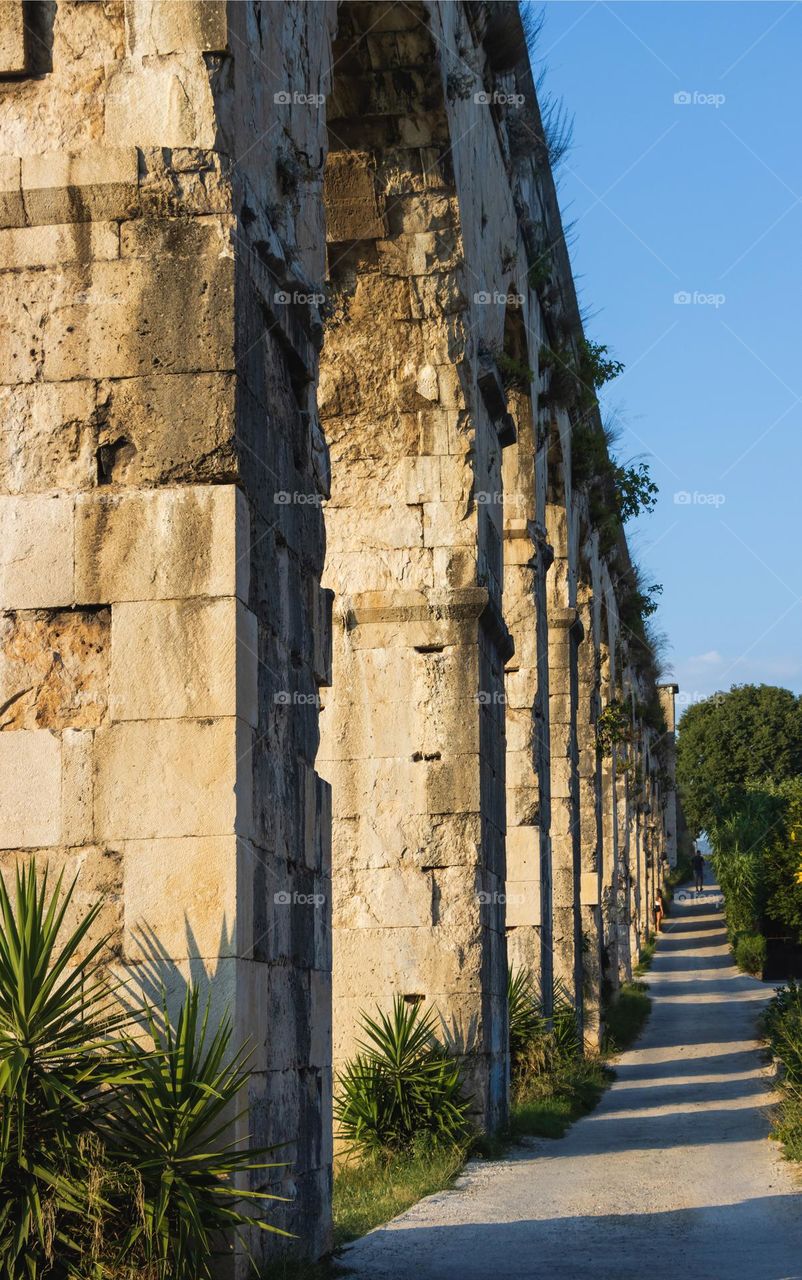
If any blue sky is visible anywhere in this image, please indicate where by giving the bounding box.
[532,1,802,709]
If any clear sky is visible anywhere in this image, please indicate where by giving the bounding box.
[531,1,802,711]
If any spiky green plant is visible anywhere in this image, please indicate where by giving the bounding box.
[507,966,547,1058]
[102,986,288,1278]
[335,996,472,1156]
[0,861,125,1279]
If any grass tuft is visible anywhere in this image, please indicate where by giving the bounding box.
[333,1142,467,1247]
[604,981,651,1054]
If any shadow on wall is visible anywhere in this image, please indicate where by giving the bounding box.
[123,918,236,1018]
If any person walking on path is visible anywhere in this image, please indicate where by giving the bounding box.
[692,848,705,892]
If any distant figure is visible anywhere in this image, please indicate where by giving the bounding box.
[653,893,664,933]
[692,849,705,892]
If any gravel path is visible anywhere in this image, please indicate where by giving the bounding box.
[341,887,802,1279]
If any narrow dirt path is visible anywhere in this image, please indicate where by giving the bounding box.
[341,887,802,1279]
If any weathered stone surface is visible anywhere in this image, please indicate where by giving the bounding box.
[62,728,95,846]
[0,381,98,494]
[0,496,73,609]
[0,729,61,848]
[21,149,139,226]
[0,1,26,75]
[0,221,119,270]
[110,598,257,725]
[104,56,219,149]
[122,834,249,960]
[125,0,228,56]
[75,485,249,604]
[96,371,237,485]
[42,257,234,382]
[94,717,250,841]
[0,608,109,731]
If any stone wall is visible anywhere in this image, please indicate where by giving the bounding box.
[0,0,677,1261]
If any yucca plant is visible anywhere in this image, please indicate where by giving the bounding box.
[101,986,288,1278]
[552,979,581,1060]
[507,965,547,1059]
[0,861,126,1279]
[335,996,472,1155]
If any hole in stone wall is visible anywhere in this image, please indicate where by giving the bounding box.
[96,438,133,485]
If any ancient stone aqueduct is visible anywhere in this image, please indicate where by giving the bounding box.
[0,0,681,1262]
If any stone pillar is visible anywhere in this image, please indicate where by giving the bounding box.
[319,0,509,1131]
[659,683,680,869]
[0,1,335,1260]
[503,379,553,1001]
[546,601,583,1018]
[615,762,634,984]
[576,593,603,1048]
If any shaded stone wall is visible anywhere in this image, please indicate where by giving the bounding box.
[0,0,336,1262]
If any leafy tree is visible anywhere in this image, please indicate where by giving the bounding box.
[676,684,802,836]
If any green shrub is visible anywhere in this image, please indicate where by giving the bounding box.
[765,982,802,1160]
[0,862,125,1279]
[765,980,802,1083]
[0,862,282,1278]
[335,997,472,1156]
[507,965,547,1058]
[100,988,286,1278]
[734,932,767,976]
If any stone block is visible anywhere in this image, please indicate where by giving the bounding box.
[0,1,26,75]
[0,730,61,848]
[42,257,234,382]
[21,148,139,225]
[125,0,228,55]
[425,757,481,815]
[0,156,23,228]
[0,495,73,608]
[96,372,236,485]
[423,500,476,548]
[404,455,440,504]
[123,834,250,960]
[0,609,109,732]
[506,825,538,882]
[324,151,384,242]
[75,485,249,604]
[104,57,218,149]
[0,381,97,494]
[0,221,119,271]
[581,870,600,906]
[119,214,232,260]
[61,728,94,845]
[110,598,257,725]
[507,748,537,790]
[94,717,251,841]
[334,865,434,930]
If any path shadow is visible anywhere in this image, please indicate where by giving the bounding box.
[341,1198,802,1279]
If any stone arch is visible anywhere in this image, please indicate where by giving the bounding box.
[317,0,510,1131]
